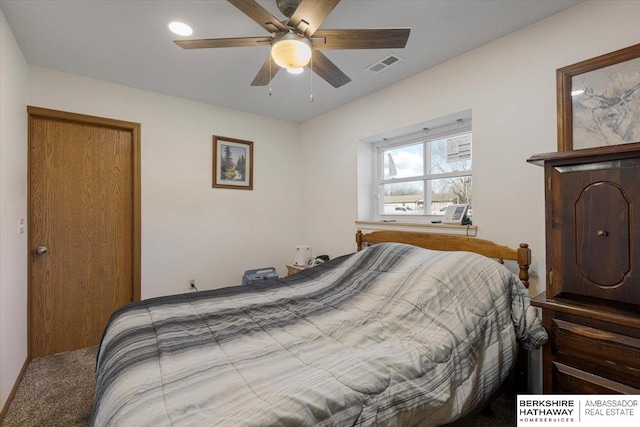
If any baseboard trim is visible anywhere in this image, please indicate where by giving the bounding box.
[0,356,29,422]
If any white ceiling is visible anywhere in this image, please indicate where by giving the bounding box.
[0,0,583,123]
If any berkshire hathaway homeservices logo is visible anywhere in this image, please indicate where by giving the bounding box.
[517,395,639,426]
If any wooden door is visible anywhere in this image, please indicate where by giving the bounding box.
[28,107,140,359]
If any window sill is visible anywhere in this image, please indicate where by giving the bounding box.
[355,220,477,237]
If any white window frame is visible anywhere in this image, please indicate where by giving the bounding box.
[373,120,472,222]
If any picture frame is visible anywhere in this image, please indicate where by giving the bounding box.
[212,135,253,190]
[556,43,640,151]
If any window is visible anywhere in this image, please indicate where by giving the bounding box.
[374,120,472,220]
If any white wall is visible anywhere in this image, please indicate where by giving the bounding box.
[0,8,28,412]
[2,0,639,406]
[298,0,640,297]
[28,67,303,298]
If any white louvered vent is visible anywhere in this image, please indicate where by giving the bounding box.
[367,54,403,73]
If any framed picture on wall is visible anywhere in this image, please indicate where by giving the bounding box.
[557,43,640,151]
[212,135,253,190]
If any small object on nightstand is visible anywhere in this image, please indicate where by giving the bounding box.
[294,246,312,267]
[286,264,306,276]
[242,267,278,285]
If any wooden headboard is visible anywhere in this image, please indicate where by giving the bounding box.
[356,230,531,288]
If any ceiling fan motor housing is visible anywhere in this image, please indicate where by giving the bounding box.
[276,0,301,18]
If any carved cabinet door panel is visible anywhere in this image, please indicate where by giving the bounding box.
[549,158,640,305]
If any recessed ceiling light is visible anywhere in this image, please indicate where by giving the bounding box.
[287,68,304,75]
[169,22,193,36]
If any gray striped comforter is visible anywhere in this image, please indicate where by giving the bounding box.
[91,243,547,426]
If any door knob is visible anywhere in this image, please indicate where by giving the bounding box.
[35,246,48,255]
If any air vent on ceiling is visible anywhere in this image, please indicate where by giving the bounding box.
[367,53,403,73]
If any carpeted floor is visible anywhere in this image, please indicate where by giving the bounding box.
[1,345,517,426]
[446,393,517,427]
[1,346,97,427]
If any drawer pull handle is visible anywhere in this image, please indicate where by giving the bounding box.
[597,229,608,238]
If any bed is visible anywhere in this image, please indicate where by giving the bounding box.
[91,230,547,426]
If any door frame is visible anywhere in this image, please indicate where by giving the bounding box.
[27,106,141,360]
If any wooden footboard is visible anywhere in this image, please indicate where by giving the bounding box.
[356,230,531,288]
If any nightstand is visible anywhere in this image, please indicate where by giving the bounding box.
[286,264,306,276]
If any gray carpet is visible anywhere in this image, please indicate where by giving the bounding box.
[1,345,516,426]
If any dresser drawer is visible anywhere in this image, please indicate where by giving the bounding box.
[552,362,640,394]
[552,319,640,387]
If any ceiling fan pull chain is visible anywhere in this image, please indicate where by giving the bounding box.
[309,55,314,102]
[269,55,273,96]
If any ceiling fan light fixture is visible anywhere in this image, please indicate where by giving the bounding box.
[287,67,304,75]
[271,34,312,69]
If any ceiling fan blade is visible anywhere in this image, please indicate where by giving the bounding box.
[288,0,340,37]
[251,56,280,86]
[227,0,289,33]
[175,36,271,49]
[312,29,410,50]
[308,50,351,88]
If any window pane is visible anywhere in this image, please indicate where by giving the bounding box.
[383,143,423,179]
[381,181,424,215]
[428,133,472,175]
[429,176,472,215]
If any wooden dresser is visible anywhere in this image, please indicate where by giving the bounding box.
[527,143,640,394]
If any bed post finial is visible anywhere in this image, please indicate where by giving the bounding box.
[356,230,364,251]
[517,243,531,288]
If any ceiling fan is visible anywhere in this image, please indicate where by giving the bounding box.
[174,0,410,88]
